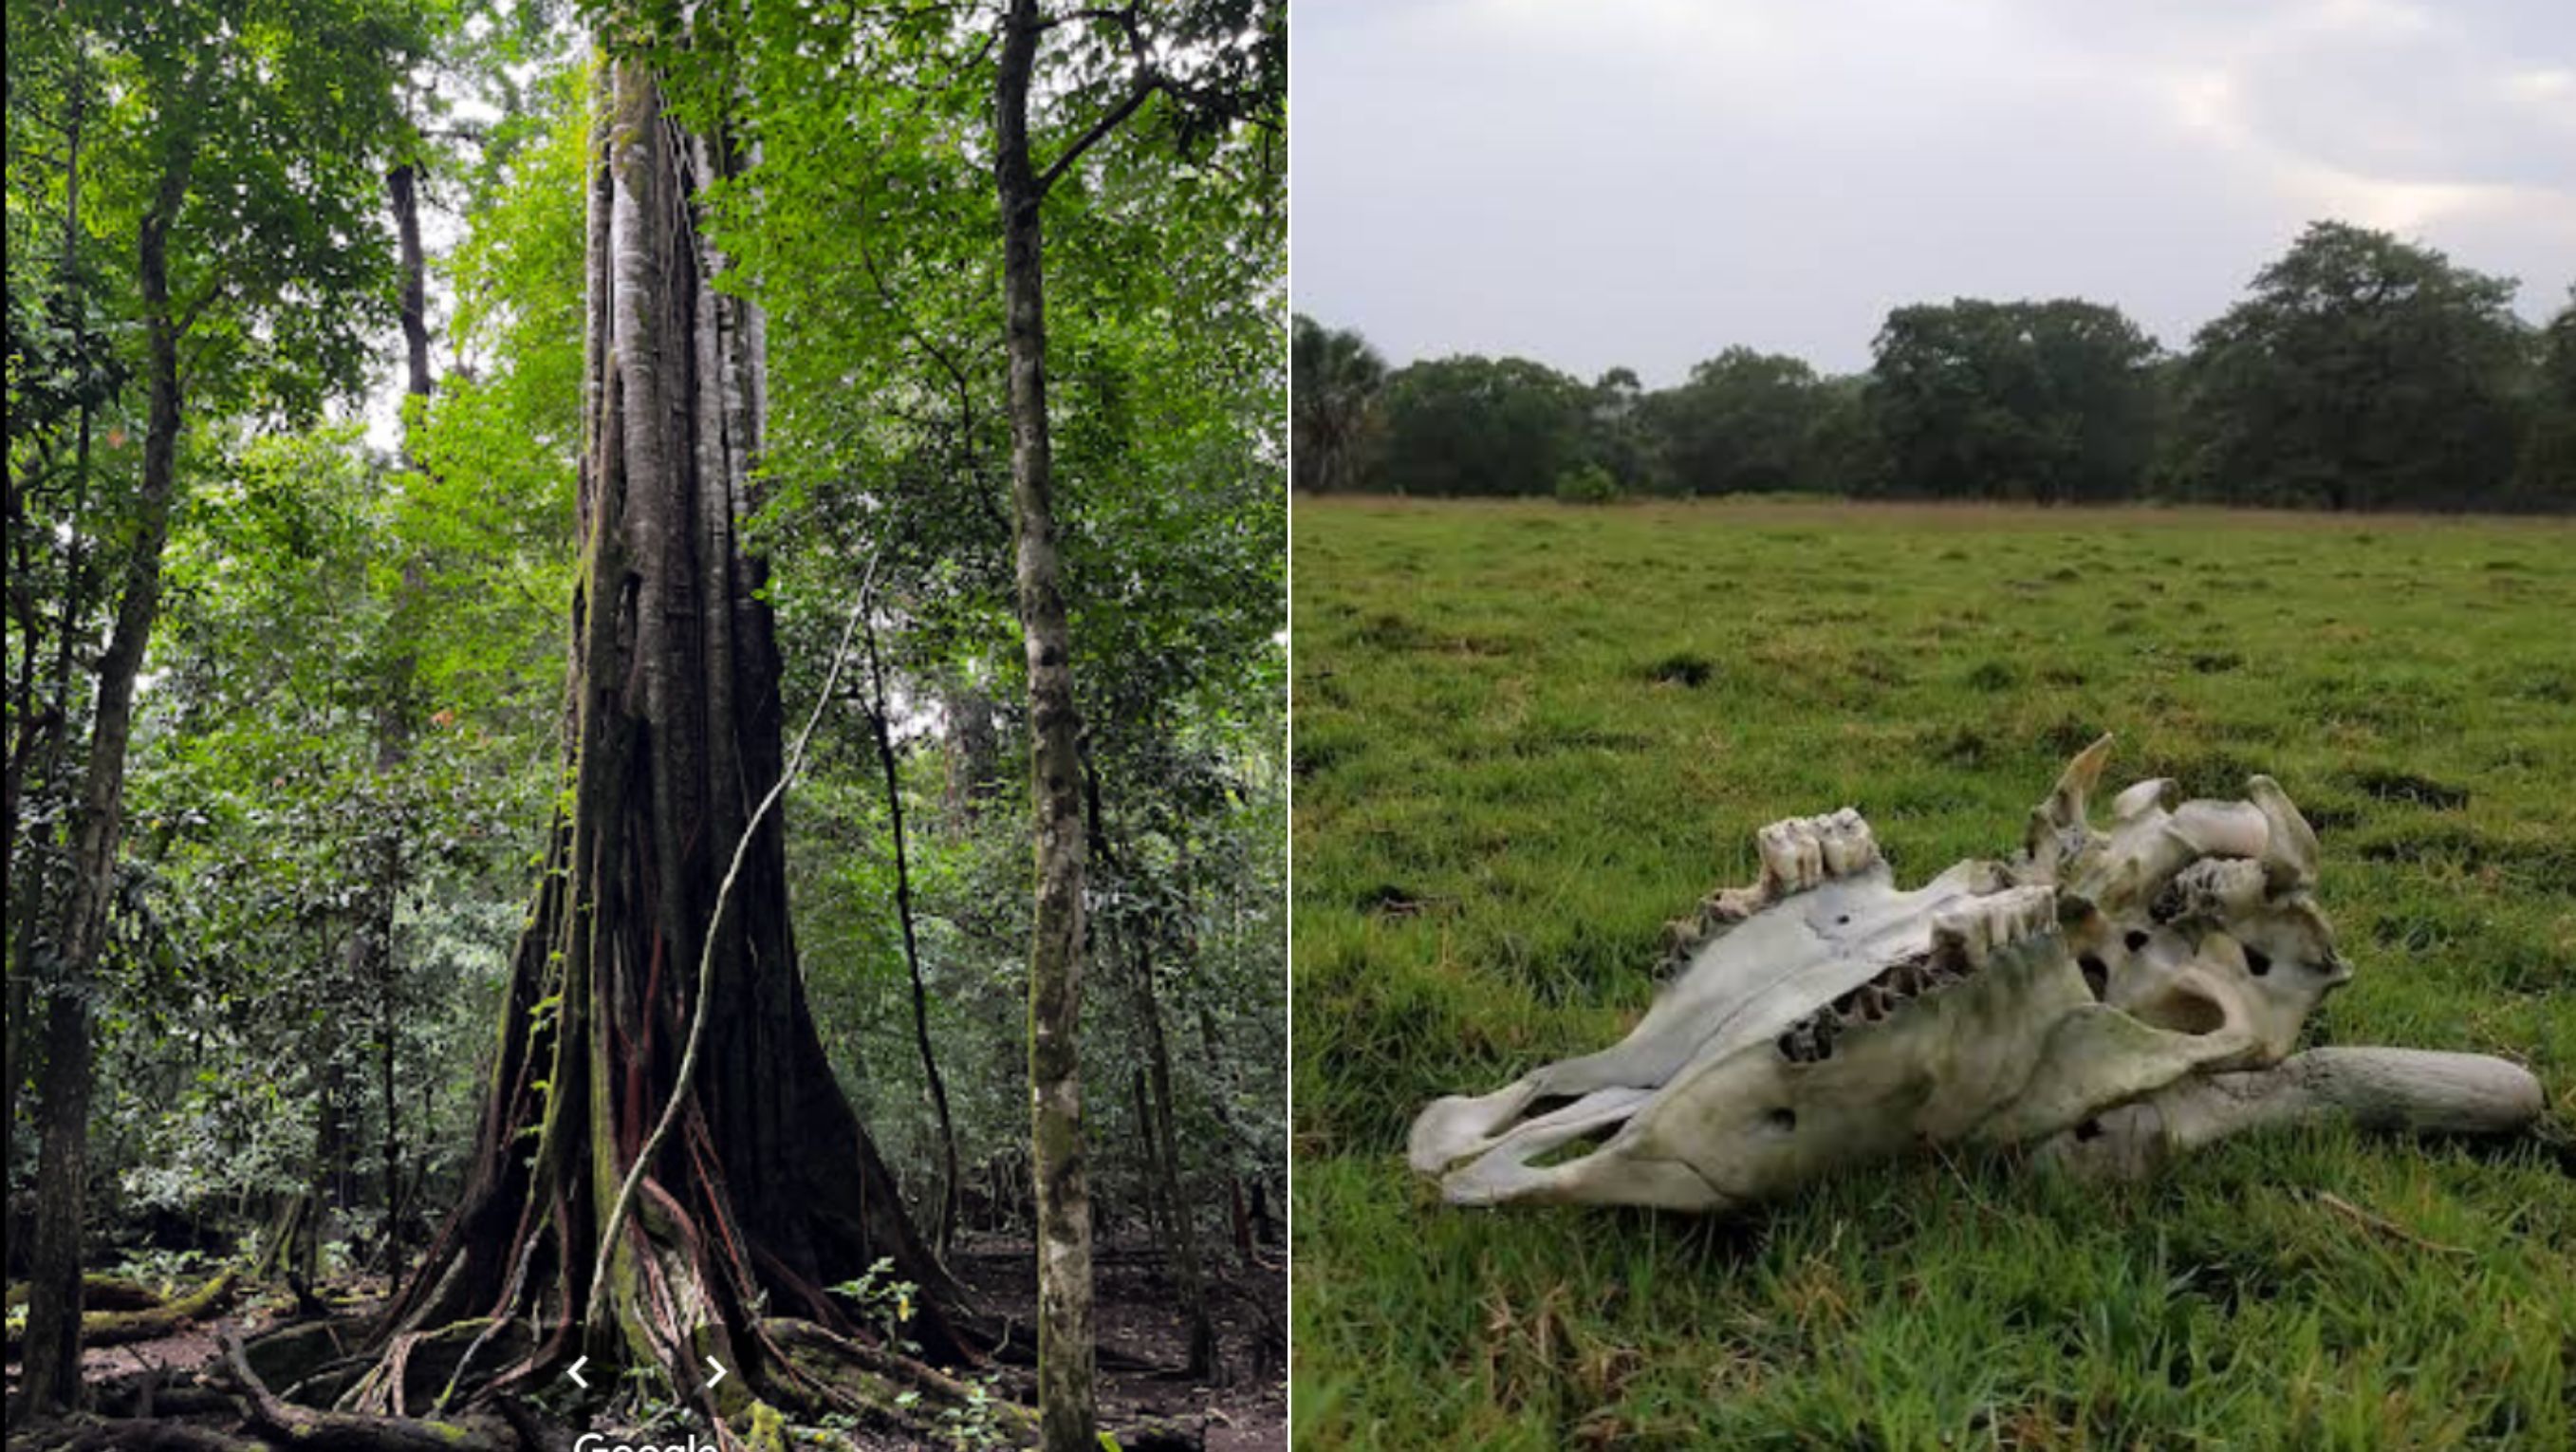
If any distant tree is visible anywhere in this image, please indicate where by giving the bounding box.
[1866,298,2160,503]
[1636,347,1837,496]
[1291,315,1386,493]
[1586,366,1650,493]
[1369,354,1592,496]
[2511,290,2576,510]
[1808,374,1892,497]
[2165,221,2528,511]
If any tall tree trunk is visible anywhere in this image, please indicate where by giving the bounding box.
[862,620,961,1261]
[5,55,90,1191]
[19,120,200,1415]
[996,3,1095,1444]
[369,154,433,1289]
[351,47,957,1414]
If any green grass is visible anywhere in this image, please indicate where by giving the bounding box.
[1289,497,2576,1450]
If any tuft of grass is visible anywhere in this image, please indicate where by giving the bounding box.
[1291,497,2576,1450]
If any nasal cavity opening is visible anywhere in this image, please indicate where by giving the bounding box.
[2243,946,2272,977]
[2077,952,2109,1000]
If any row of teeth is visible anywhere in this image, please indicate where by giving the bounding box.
[1774,950,1970,1063]
[1662,810,1881,972]
[1758,807,1881,888]
[1776,885,2058,1065]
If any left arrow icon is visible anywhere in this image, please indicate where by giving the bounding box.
[565,1356,590,1389]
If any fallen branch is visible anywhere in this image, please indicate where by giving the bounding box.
[218,1326,512,1452]
[4,1271,238,1352]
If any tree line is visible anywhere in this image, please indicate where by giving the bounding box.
[1295,221,2576,512]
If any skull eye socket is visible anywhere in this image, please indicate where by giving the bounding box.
[2123,929,2151,953]
[2243,945,2272,977]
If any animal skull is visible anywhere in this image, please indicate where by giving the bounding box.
[1408,736,2542,1211]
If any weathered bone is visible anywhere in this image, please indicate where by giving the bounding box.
[1408,737,2543,1212]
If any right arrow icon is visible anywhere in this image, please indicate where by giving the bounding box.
[704,1357,728,1391]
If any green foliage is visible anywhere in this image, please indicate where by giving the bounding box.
[695,0,1286,1252]
[2164,222,2530,511]
[1292,314,1387,495]
[2510,290,2576,510]
[1369,355,1595,498]
[827,1257,920,1355]
[1632,347,1850,497]
[1293,495,2576,1446]
[1867,297,2161,503]
[1553,463,1620,506]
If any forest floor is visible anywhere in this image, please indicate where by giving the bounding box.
[7,1233,1283,1449]
[1290,496,2576,1448]
[950,1235,1287,1450]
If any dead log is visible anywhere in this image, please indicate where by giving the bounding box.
[6,1275,165,1312]
[4,1271,236,1352]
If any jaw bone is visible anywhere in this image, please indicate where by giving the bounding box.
[1408,736,2541,1211]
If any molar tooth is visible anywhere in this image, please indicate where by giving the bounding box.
[1933,901,1992,963]
[1758,823,1800,887]
[1790,820,1825,888]
[1820,818,1860,875]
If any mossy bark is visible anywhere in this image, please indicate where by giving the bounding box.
[996,3,1098,1444]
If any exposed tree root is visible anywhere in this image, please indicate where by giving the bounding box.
[758,1316,1021,1429]
[4,1272,238,1353]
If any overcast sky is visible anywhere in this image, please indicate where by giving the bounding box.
[1291,0,2576,384]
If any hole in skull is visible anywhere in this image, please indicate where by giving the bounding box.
[2243,946,2272,977]
[1528,1129,1613,1168]
[2133,989,2226,1036]
[1765,1107,1796,1133]
[2123,929,2151,953]
[2074,1117,2105,1143]
[1835,914,1851,925]
[1524,1094,1579,1122]
[2078,953,2109,1000]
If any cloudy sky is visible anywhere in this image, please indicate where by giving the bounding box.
[1292,0,2576,383]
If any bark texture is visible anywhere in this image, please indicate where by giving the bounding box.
[996,3,1096,1443]
[357,51,954,1410]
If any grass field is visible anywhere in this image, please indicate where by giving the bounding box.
[1288,497,2576,1449]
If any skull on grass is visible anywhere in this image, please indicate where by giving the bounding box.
[1408,736,2535,1211]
